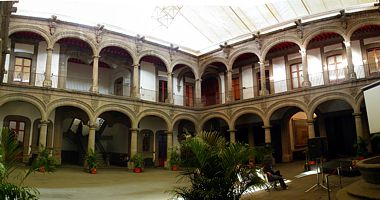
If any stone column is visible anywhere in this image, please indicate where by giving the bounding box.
[87,124,96,152]
[300,48,311,87]
[165,131,173,168]
[132,64,140,98]
[226,69,233,102]
[39,120,49,149]
[195,78,202,106]
[263,126,271,144]
[307,119,315,139]
[167,72,173,103]
[43,48,53,87]
[344,40,357,80]
[228,129,236,143]
[130,128,139,158]
[259,61,267,96]
[353,112,364,139]
[90,55,100,93]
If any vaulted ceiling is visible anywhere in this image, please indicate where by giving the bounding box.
[15,0,378,55]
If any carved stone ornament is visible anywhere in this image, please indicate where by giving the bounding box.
[219,42,232,59]
[303,94,311,105]
[169,109,175,118]
[260,102,267,112]
[42,94,51,104]
[226,108,232,116]
[349,87,358,97]
[48,15,58,35]
[133,104,140,113]
[91,99,99,110]
[95,24,104,43]
[295,19,303,39]
[135,34,145,54]
[252,32,261,50]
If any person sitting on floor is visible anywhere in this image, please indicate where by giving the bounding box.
[262,158,288,190]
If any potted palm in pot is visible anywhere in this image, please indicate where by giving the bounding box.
[169,146,181,171]
[131,153,144,173]
[85,149,97,174]
[32,147,56,173]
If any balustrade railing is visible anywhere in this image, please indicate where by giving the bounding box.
[2,64,379,108]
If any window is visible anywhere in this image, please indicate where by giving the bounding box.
[367,48,380,75]
[114,77,123,96]
[290,63,303,89]
[9,120,26,144]
[13,57,31,84]
[327,54,345,82]
[257,70,270,95]
[142,132,151,152]
[185,84,194,107]
[158,80,168,103]
[232,77,240,100]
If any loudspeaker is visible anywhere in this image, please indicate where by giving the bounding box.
[308,137,328,159]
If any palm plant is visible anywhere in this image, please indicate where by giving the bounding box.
[0,127,39,199]
[171,131,265,200]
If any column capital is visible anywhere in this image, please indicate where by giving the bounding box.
[262,125,271,129]
[92,55,101,59]
[299,49,306,55]
[46,47,54,52]
[132,63,140,68]
[227,129,237,132]
[306,119,314,124]
[39,120,49,125]
[88,123,97,129]
[196,78,202,82]
[344,40,351,47]
[226,69,232,73]
[166,130,173,135]
[129,128,140,132]
[352,112,362,117]
[167,72,173,76]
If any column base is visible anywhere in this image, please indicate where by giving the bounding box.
[43,80,52,87]
[90,86,99,93]
[302,80,311,87]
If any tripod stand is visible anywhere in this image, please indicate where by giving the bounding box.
[305,157,328,192]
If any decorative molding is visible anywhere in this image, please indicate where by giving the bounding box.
[95,24,104,43]
[48,15,58,35]
[42,94,51,104]
[91,99,99,110]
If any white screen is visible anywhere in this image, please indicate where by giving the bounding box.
[363,81,380,134]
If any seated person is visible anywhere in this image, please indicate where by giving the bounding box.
[262,159,288,190]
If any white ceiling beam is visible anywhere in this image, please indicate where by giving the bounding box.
[265,4,281,23]
[229,7,253,33]
[178,12,214,43]
[301,0,312,14]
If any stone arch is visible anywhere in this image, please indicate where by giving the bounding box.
[138,50,170,72]
[266,99,308,122]
[261,36,302,59]
[52,31,97,55]
[46,98,93,121]
[200,57,228,76]
[171,59,199,78]
[228,48,260,67]
[97,40,137,64]
[0,94,46,119]
[230,107,265,128]
[172,114,198,129]
[303,26,347,48]
[94,104,135,123]
[308,92,355,119]
[355,93,365,113]
[347,17,380,38]
[136,109,171,130]
[9,25,52,47]
[200,112,230,130]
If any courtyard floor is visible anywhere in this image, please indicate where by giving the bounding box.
[12,161,362,200]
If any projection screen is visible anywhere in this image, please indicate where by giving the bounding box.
[363,81,380,135]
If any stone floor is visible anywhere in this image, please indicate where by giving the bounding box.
[12,161,362,200]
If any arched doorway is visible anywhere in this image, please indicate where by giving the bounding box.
[234,113,264,147]
[201,62,227,106]
[232,53,260,100]
[202,117,229,140]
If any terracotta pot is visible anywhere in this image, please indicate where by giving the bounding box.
[38,166,45,172]
[171,165,178,171]
[134,167,142,173]
[90,168,97,174]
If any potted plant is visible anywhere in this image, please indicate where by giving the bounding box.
[354,136,368,160]
[131,153,144,173]
[169,146,181,171]
[85,149,97,174]
[32,147,56,173]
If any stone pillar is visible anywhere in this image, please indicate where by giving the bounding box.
[195,78,202,106]
[167,72,173,103]
[353,112,364,139]
[259,61,267,96]
[90,55,100,93]
[228,129,236,143]
[87,124,96,152]
[130,128,139,158]
[43,48,53,87]
[132,64,140,98]
[165,131,173,168]
[344,40,357,80]
[248,126,254,147]
[307,119,315,139]
[263,126,271,144]
[226,69,233,102]
[300,48,311,87]
[39,120,49,149]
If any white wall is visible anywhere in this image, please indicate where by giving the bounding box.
[173,75,184,106]
[364,82,380,134]
[3,54,10,83]
[351,40,365,78]
[36,42,47,87]
[14,43,34,54]
[66,62,93,92]
[140,61,156,102]
[102,123,130,153]
[272,56,287,93]
[219,73,225,104]
[324,43,343,53]
[307,48,324,86]
[98,67,111,94]
[242,65,254,99]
